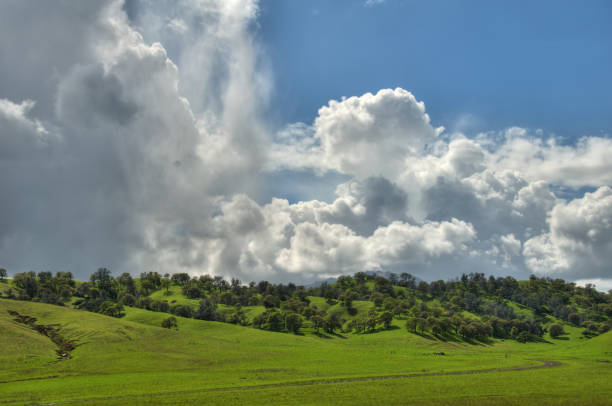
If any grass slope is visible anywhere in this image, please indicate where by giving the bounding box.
[0,299,611,405]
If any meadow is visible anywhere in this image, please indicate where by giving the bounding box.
[1,297,611,405]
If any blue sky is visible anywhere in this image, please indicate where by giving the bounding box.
[259,0,612,138]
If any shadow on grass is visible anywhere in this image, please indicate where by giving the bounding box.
[435,333,461,343]
[410,331,437,341]
[310,331,348,339]
[529,335,552,344]
[360,326,402,335]
[459,337,486,346]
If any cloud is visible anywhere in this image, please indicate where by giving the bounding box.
[523,187,612,279]
[0,0,267,276]
[487,128,612,188]
[204,195,475,283]
[574,278,612,293]
[1,0,612,284]
[167,18,189,34]
[0,99,52,160]
[314,88,441,179]
[366,219,476,266]
[264,91,611,281]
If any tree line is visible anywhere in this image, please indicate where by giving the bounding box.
[1,267,611,341]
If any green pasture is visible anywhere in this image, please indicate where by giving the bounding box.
[0,299,610,405]
[147,285,200,307]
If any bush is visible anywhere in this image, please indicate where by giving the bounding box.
[161,316,178,329]
[119,293,136,307]
[98,301,125,318]
[171,304,194,318]
[285,312,303,333]
[549,323,564,338]
[568,313,581,326]
[194,299,217,321]
[266,311,284,331]
[515,331,530,343]
[378,311,393,329]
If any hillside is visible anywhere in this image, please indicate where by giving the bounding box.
[4,270,610,344]
[1,298,611,405]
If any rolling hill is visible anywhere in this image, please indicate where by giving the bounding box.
[1,298,611,405]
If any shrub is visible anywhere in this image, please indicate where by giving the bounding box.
[161,316,178,329]
[171,304,194,318]
[284,312,303,333]
[515,331,530,343]
[549,323,564,338]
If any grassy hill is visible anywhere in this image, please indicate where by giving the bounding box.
[1,298,611,405]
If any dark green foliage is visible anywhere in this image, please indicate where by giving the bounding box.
[13,272,39,299]
[219,291,235,305]
[568,313,581,326]
[12,271,74,304]
[515,331,531,343]
[549,323,565,338]
[151,300,170,313]
[119,293,137,306]
[284,312,303,333]
[0,268,7,282]
[118,273,137,296]
[7,268,611,343]
[226,307,247,325]
[160,278,171,294]
[281,298,303,313]
[184,283,203,299]
[253,310,285,331]
[39,289,61,305]
[324,312,343,334]
[248,295,261,306]
[161,316,178,329]
[266,311,284,331]
[378,311,393,329]
[171,273,191,285]
[194,298,218,321]
[263,294,279,308]
[139,272,162,295]
[171,304,193,318]
[405,317,417,332]
[98,301,125,318]
[90,268,116,300]
[458,321,491,340]
[311,315,325,333]
[429,317,442,336]
[370,292,385,307]
[365,314,378,332]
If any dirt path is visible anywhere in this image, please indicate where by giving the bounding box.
[28,359,562,406]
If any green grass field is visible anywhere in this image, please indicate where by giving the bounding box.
[1,298,611,405]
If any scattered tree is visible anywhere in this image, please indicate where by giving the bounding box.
[378,311,393,329]
[161,316,178,329]
[311,315,325,333]
[285,313,303,333]
[549,323,565,338]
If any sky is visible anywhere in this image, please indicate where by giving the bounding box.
[1,0,611,289]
